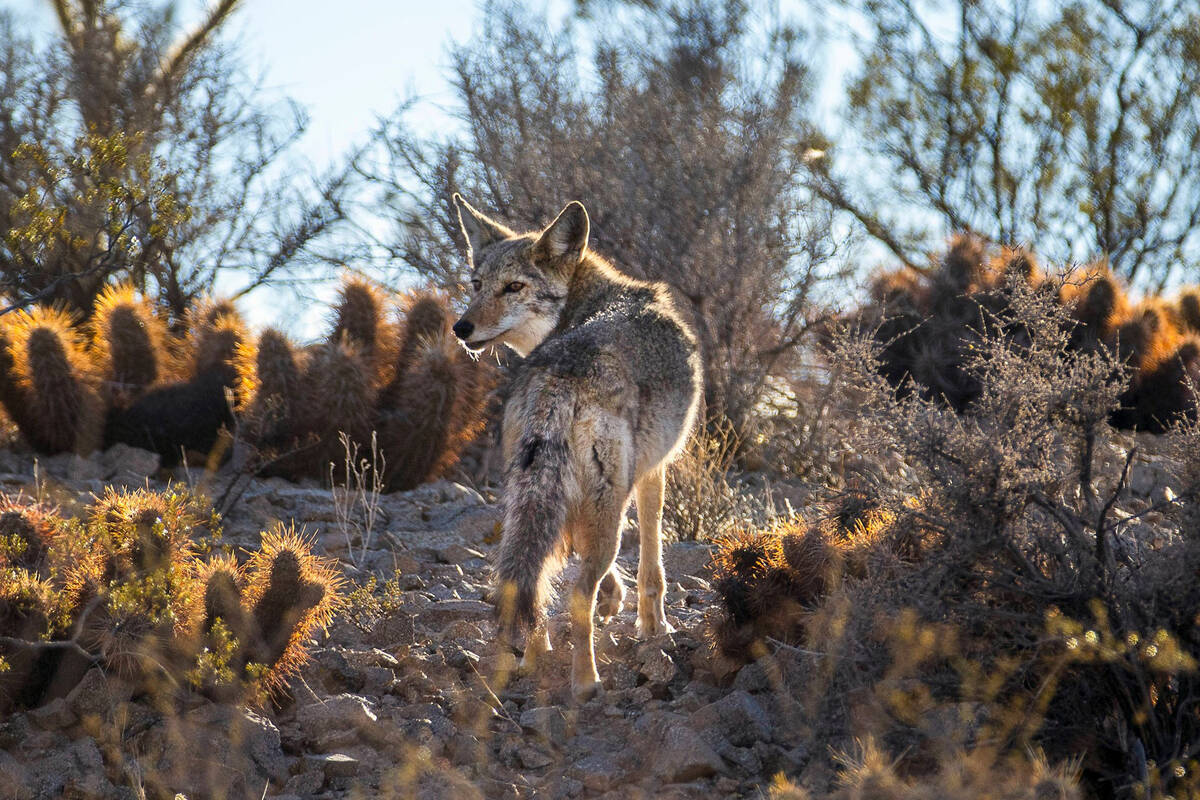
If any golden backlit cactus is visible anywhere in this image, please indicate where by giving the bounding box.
[2,305,103,454]
[0,489,344,710]
[89,283,170,407]
[329,275,398,385]
[239,524,345,696]
[375,291,494,490]
[0,497,60,575]
[289,339,375,477]
[235,327,304,450]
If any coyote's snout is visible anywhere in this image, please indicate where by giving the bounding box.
[453,194,702,699]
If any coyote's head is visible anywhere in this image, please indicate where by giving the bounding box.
[451,195,588,357]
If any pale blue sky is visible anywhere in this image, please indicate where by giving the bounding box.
[5,0,862,335]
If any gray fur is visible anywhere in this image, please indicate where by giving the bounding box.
[453,196,702,696]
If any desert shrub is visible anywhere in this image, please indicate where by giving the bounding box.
[0,487,344,710]
[662,420,770,541]
[721,276,1200,797]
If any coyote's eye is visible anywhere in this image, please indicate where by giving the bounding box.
[470,279,482,292]
[504,281,526,294]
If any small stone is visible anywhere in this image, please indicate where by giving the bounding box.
[689,690,773,747]
[310,753,359,780]
[102,442,161,478]
[569,754,624,792]
[517,745,555,770]
[654,725,724,783]
[437,543,487,564]
[520,706,570,742]
[637,647,678,684]
[29,698,77,730]
[283,770,325,796]
[422,599,494,624]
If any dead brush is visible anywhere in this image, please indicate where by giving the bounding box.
[792,278,1200,796]
[663,419,764,541]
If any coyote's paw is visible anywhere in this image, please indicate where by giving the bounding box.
[596,572,626,623]
[572,678,603,702]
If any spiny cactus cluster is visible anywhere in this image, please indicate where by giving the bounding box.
[0,487,343,710]
[0,276,493,488]
[861,235,1200,432]
[0,286,245,465]
[239,279,493,488]
[709,492,924,662]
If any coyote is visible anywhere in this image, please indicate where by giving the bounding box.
[451,195,702,698]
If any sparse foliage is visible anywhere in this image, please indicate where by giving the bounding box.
[811,0,1200,286]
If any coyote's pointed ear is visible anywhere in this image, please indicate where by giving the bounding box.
[534,201,589,264]
[454,194,511,256]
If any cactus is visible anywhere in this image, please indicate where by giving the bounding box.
[236,328,304,452]
[384,291,453,397]
[105,305,245,467]
[239,524,344,696]
[1112,338,1200,433]
[383,332,493,490]
[89,284,169,407]
[0,489,344,710]
[938,232,988,293]
[1178,288,1200,334]
[329,276,397,384]
[0,498,59,576]
[375,293,493,490]
[1,306,103,454]
[284,339,374,479]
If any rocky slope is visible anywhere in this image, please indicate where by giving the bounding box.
[0,427,1185,799]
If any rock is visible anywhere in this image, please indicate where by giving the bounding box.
[308,753,360,780]
[134,703,290,795]
[731,660,771,694]
[66,667,131,721]
[437,543,487,564]
[102,442,161,478]
[373,611,417,646]
[569,754,625,792]
[688,690,772,747]
[637,647,678,684]
[295,694,381,749]
[653,725,725,783]
[517,745,555,769]
[29,697,77,730]
[421,599,493,625]
[0,750,31,800]
[664,541,715,578]
[23,736,107,800]
[283,770,325,796]
[520,706,570,742]
[41,453,104,481]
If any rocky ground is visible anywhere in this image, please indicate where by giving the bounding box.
[0,428,1186,799]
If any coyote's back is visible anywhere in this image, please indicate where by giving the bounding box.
[451,195,701,697]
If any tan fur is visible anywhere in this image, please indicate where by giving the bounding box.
[453,195,702,698]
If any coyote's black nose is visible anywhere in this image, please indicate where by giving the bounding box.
[452,319,475,340]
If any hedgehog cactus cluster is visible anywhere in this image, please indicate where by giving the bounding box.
[239,280,493,488]
[860,235,1200,432]
[0,276,493,488]
[709,492,925,662]
[0,488,343,710]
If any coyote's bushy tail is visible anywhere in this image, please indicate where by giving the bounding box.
[495,379,575,639]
